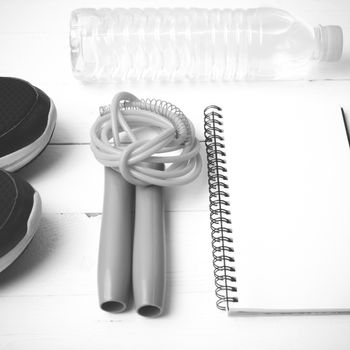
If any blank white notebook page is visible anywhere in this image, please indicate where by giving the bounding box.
[223,102,350,314]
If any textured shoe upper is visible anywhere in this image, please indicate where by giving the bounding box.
[0,77,50,157]
[0,170,17,229]
[0,170,34,257]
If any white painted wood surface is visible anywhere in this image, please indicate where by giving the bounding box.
[0,0,350,349]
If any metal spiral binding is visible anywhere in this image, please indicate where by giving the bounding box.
[204,105,238,311]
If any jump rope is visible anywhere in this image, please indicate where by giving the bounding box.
[90,91,202,317]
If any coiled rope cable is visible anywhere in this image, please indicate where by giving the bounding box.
[90,91,202,186]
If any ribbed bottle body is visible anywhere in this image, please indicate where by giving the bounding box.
[70,8,321,82]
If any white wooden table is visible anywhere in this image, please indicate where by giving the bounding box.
[1,0,350,348]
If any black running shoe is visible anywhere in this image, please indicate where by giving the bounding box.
[0,77,57,171]
[0,169,41,272]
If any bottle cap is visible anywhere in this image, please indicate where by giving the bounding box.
[319,25,343,62]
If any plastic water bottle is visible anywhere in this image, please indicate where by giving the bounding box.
[70,7,343,82]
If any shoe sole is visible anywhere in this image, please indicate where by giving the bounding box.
[0,191,42,273]
[0,98,57,172]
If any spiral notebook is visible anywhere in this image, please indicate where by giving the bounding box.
[204,102,350,315]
